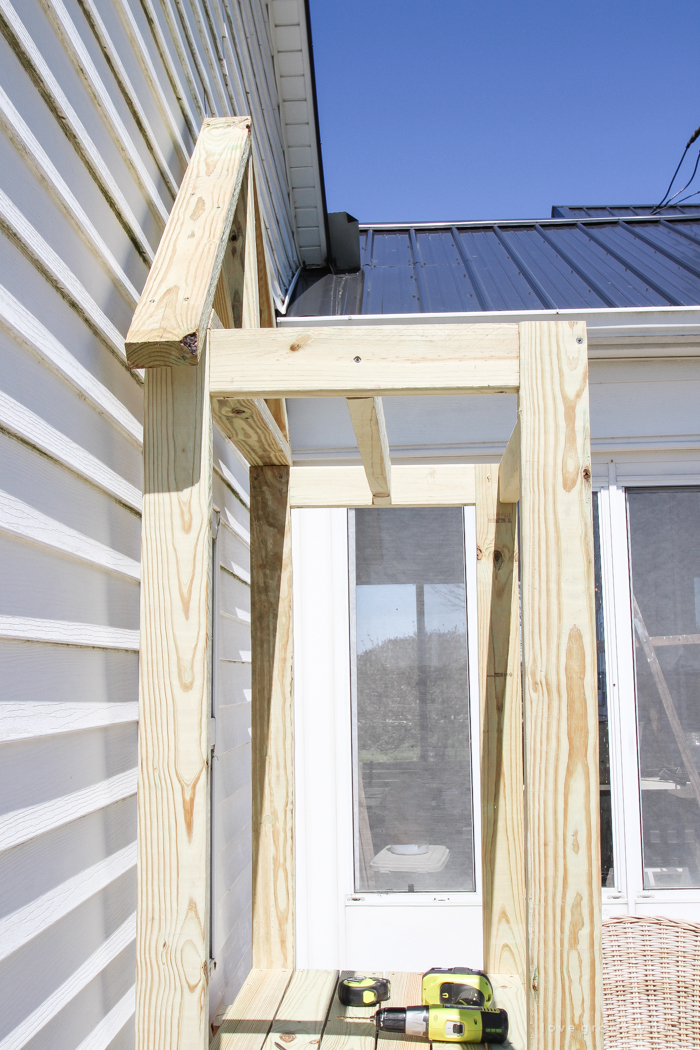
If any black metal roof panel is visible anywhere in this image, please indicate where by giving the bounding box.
[286,216,700,317]
[552,204,700,218]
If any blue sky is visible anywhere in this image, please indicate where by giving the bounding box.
[356,585,467,654]
[308,0,700,223]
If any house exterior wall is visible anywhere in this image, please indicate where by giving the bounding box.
[285,313,700,967]
[0,2,305,1046]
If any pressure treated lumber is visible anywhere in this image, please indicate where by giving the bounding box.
[135,341,212,1050]
[211,161,288,456]
[213,396,292,465]
[289,464,476,508]
[251,466,295,968]
[212,159,249,330]
[242,161,259,328]
[209,323,520,398]
[377,973,423,1050]
[499,418,521,503]
[210,260,290,467]
[321,971,381,1050]
[211,968,292,1048]
[476,465,526,982]
[253,163,275,329]
[260,969,337,1050]
[490,974,527,1050]
[518,320,602,1049]
[247,161,289,437]
[126,117,251,367]
[346,397,391,504]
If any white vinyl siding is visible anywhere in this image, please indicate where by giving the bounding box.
[209,431,253,1018]
[0,1,300,1046]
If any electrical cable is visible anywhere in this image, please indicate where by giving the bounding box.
[651,124,700,214]
[659,149,700,210]
[669,189,700,207]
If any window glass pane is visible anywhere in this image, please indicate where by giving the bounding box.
[593,493,614,887]
[628,487,700,888]
[351,508,474,893]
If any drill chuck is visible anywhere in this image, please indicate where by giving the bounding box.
[375,1007,414,1033]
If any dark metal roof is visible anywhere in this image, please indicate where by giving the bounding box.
[552,204,700,218]
[287,214,700,317]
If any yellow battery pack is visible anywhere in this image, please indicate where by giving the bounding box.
[427,1005,507,1044]
[422,968,493,1009]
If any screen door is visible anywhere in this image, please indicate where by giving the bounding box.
[349,507,475,893]
[628,487,700,888]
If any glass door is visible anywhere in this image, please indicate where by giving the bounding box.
[349,507,476,895]
[627,487,700,890]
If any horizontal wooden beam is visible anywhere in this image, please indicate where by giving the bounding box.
[346,397,391,504]
[212,397,291,465]
[209,324,519,398]
[126,117,251,368]
[499,417,520,503]
[289,464,476,508]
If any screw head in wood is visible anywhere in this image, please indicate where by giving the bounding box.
[354,356,361,362]
[576,336,583,343]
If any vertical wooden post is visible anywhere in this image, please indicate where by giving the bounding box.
[250,465,295,968]
[518,321,602,1048]
[476,465,526,980]
[136,342,213,1050]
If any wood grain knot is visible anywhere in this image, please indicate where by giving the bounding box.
[582,466,591,481]
[278,1034,296,1043]
[289,333,311,353]
[221,402,248,417]
[180,332,198,356]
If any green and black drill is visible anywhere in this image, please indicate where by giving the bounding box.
[373,1003,508,1045]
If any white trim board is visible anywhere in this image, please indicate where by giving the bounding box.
[0,767,138,851]
[0,842,136,961]
[0,702,138,741]
[269,0,327,270]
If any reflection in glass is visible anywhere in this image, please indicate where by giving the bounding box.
[350,508,474,893]
[628,488,700,888]
[593,493,614,887]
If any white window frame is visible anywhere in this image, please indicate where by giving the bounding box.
[598,471,700,921]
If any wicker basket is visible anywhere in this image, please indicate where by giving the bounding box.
[602,915,700,1048]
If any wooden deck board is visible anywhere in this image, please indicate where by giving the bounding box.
[211,968,525,1050]
[261,969,338,1050]
[211,968,293,1049]
[377,973,422,1050]
[320,970,382,1050]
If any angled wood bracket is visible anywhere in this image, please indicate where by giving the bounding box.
[346,396,391,504]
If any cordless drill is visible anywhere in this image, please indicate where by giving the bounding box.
[374,1004,509,1045]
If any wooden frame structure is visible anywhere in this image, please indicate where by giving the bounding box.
[127,119,602,1050]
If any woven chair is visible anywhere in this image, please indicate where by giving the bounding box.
[602,915,700,1048]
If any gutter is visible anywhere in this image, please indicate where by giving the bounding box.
[278,266,303,316]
